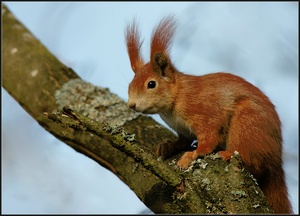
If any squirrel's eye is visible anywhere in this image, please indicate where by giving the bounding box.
[147,81,156,89]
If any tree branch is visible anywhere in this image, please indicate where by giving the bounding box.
[2,4,273,214]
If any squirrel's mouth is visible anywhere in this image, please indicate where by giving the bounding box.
[127,99,159,114]
[140,107,158,114]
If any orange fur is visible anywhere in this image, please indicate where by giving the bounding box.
[125,15,292,214]
[150,15,177,62]
[125,18,144,72]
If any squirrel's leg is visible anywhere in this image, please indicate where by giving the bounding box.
[177,132,220,169]
[156,134,193,159]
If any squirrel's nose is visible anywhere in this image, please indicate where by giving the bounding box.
[128,102,136,110]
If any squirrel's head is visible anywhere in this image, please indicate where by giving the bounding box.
[125,15,178,114]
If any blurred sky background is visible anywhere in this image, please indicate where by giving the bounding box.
[2,2,298,214]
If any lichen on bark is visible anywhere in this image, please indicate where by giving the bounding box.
[55,78,141,127]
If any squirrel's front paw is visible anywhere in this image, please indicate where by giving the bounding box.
[177,151,197,169]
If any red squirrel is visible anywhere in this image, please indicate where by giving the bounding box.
[125,15,292,214]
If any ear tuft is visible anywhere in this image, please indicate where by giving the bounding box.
[125,18,144,73]
[150,15,177,62]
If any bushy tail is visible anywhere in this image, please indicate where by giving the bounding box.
[227,97,292,214]
[260,168,293,214]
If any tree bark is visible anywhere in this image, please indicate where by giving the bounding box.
[2,4,274,214]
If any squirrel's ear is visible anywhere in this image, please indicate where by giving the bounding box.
[125,19,144,73]
[153,52,174,79]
